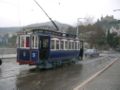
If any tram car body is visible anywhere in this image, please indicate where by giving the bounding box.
[17,29,81,69]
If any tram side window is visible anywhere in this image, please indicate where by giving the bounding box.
[56,40,59,50]
[76,42,78,50]
[61,41,64,50]
[72,42,74,49]
[78,42,80,50]
[35,36,38,48]
[75,42,77,50]
[68,41,70,49]
[65,41,68,50]
[74,42,75,49]
[68,41,70,50]
[51,40,55,49]
[69,42,72,50]
[31,36,34,48]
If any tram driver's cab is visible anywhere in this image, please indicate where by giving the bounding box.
[17,34,50,64]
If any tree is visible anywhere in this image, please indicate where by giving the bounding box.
[78,24,106,49]
[107,30,120,48]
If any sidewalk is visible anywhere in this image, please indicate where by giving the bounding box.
[80,59,120,90]
[0,54,16,59]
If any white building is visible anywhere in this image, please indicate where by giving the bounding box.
[110,26,120,35]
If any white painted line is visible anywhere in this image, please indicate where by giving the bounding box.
[74,58,118,90]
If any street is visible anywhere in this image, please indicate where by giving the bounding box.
[0,51,119,90]
[78,57,120,90]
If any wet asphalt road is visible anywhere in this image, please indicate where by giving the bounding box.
[80,58,120,90]
[0,52,119,90]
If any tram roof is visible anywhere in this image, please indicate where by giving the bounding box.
[25,28,77,39]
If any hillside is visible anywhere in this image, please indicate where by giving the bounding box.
[0,27,22,34]
[24,21,74,33]
[0,21,75,35]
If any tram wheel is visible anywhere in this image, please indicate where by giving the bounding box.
[0,59,2,65]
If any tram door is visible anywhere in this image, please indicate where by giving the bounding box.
[39,36,50,60]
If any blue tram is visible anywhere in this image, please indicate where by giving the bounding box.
[17,29,81,69]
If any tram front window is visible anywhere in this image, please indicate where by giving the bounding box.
[26,37,30,47]
[18,35,30,48]
[31,36,38,49]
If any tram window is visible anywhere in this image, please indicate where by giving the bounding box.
[43,39,49,48]
[16,36,20,48]
[61,41,64,50]
[19,36,30,48]
[76,42,78,50]
[70,42,72,49]
[26,37,30,47]
[68,41,70,49]
[69,42,72,50]
[39,39,41,48]
[31,36,34,48]
[56,40,59,50]
[51,40,55,49]
[78,42,80,50]
[72,42,74,49]
[79,42,80,49]
[35,36,38,48]
[75,42,77,50]
[65,41,68,49]
[31,36,38,49]
[21,36,24,47]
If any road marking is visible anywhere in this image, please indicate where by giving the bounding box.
[74,58,118,90]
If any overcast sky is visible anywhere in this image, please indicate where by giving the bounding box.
[0,0,120,27]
